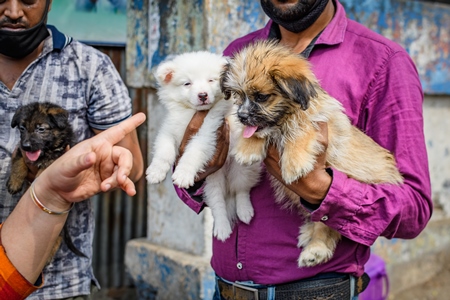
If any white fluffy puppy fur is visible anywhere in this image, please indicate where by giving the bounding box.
[146,51,261,241]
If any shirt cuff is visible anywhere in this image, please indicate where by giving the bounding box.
[300,168,333,211]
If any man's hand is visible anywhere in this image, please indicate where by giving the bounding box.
[264,122,332,205]
[178,111,230,182]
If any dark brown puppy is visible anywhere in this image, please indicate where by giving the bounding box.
[7,102,85,259]
[220,40,403,267]
[7,102,74,194]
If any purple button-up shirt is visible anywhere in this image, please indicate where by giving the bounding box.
[175,0,432,285]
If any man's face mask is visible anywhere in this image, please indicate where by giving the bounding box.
[0,0,50,59]
[260,0,329,33]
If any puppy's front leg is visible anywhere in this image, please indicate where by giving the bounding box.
[204,168,233,241]
[297,221,341,267]
[232,136,267,165]
[146,123,180,184]
[172,105,226,188]
[7,155,29,195]
[281,127,324,184]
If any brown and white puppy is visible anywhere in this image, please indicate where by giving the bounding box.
[7,101,86,260]
[220,40,403,267]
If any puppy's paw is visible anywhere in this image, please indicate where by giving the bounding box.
[236,196,254,225]
[6,178,22,195]
[233,151,264,166]
[145,161,170,184]
[172,166,197,188]
[282,163,315,185]
[298,242,333,267]
[213,218,233,241]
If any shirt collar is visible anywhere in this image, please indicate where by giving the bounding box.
[47,25,73,51]
[41,25,72,56]
[263,0,347,55]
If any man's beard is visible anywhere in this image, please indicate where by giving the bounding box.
[260,0,329,33]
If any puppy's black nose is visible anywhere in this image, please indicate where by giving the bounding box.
[198,93,208,103]
[21,141,32,152]
[238,112,249,123]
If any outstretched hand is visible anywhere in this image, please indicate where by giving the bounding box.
[33,113,146,210]
[263,122,332,205]
[178,110,230,182]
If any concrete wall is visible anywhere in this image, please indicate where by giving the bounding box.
[125,0,450,298]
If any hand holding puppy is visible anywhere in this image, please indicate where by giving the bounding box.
[178,110,230,183]
[264,122,332,205]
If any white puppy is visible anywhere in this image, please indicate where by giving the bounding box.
[146,51,261,241]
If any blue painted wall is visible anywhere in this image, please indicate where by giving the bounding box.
[341,0,450,94]
[127,0,450,92]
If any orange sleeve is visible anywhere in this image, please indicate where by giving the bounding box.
[0,223,43,300]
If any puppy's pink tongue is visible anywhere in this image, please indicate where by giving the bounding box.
[25,150,41,162]
[243,126,258,138]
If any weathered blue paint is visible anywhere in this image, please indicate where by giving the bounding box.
[134,275,158,300]
[128,0,449,93]
[341,0,450,94]
[130,0,144,11]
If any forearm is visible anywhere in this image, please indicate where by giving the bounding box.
[1,186,69,283]
[311,168,432,246]
[274,167,332,205]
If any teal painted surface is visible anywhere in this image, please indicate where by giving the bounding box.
[341,0,450,94]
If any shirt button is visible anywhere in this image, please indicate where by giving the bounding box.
[321,215,329,221]
[237,262,243,270]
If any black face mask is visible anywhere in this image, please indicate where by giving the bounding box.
[260,0,329,33]
[0,0,50,59]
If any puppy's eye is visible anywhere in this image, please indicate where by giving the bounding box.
[183,82,191,87]
[36,126,46,133]
[19,125,26,132]
[209,79,216,83]
[255,93,270,103]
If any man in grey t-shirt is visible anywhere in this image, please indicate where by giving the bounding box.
[0,0,144,299]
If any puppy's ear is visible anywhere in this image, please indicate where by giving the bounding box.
[48,107,69,129]
[271,73,318,110]
[155,61,176,85]
[11,106,26,128]
[220,62,232,100]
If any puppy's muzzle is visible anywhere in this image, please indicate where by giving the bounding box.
[198,92,209,104]
[237,98,253,125]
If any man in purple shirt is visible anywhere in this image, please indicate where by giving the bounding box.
[175,0,432,299]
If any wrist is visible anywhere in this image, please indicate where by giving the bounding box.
[32,179,73,213]
[292,168,332,205]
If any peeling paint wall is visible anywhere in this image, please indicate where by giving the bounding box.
[128,0,449,94]
[341,0,450,94]
[127,0,265,87]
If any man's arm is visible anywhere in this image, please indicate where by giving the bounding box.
[173,111,230,213]
[265,51,432,247]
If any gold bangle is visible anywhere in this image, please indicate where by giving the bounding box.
[30,181,74,215]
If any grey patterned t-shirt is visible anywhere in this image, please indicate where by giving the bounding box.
[0,26,132,299]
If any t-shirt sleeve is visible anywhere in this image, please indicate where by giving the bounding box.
[86,54,132,130]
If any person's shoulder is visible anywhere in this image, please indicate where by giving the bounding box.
[65,40,110,59]
[223,28,268,57]
[346,19,406,54]
[54,39,116,72]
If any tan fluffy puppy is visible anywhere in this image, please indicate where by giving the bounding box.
[220,40,403,267]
